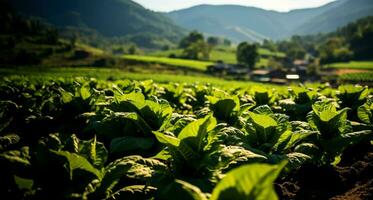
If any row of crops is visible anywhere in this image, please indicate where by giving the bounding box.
[1,76,373,199]
[339,72,373,83]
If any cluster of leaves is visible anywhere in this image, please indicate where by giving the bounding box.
[0,77,372,199]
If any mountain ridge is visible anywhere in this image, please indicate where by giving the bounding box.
[8,0,186,48]
[166,0,373,42]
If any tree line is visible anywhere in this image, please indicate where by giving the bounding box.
[268,16,373,64]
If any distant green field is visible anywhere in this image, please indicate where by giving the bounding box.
[340,72,373,82]
[148,47,285,66]
[209,49,237,64]
[123,55,213,71]
[258,48,286,58]
[0,66,270,88]
[325,61,373,70]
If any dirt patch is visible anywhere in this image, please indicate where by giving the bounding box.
[335,69,370,75]
[330,180,373,200]
[276,146,373,200]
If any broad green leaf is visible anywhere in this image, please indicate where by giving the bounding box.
[79,136,108,169]
[91,112,153,139]
[308,102,351,138]
[210,161,287,200]
[178,115,217,153]
[96,156,168,199]
[210,99,237,121]
[64,134,108,169]
[247,112,278,144]
[80,86,91,100]
[0,146,31,168]
[153,131,198,161]
[319,109,338,122]
[110,136,154,154]
[207,145,268,171]
[141,99,173,130]
[0,134,20,151]
[108,185,157,200]
[14,175,33,190]
[115,91,146,110]
[294,143,320,156]
[157,179,208,200]
[120,112,153,135]
[248,112,277,129]
[273,130,318,153]
[250,86,275,106]
[337,85,368,110]
[286,152,312,169]
[60,89,73,103]
[252,105,273,115]
[358,101,373,124]
[51,151,102,180]
[178,115,217,140]
[153,131,180,147]
[321,130,373,160]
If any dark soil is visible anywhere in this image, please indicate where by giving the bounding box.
[276,143,373,200]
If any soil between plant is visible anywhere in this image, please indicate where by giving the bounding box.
[276,143,373,200]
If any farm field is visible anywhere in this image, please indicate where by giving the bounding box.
[148,47,284,67]
[1,73,373,199]
[123,55,214,71]
[0,66,274,88]
[325,61,373,70]
[2,1,373,199]
[340,71,373,83]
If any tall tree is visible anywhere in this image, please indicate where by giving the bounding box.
[180,31,211,60]
[236,42,259,69]
[207,36,219,46]
[179,31,204,48]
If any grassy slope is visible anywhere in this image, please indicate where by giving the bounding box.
[123,55,214,71]
[325,61,373,70]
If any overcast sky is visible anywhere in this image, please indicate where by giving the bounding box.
[132,0,337,12]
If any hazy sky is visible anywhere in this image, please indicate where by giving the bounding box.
[132,0,337,12]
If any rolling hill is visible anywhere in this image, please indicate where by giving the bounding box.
[8,0,185,48]
[167,0,373,42]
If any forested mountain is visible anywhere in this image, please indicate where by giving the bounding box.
[8,0,185,48]
[295,0,373,35]
[167,0,373,42]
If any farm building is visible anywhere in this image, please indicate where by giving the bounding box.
[207,62,249,75]
[251,69,301,84]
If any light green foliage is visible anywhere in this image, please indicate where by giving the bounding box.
[94,155,168,199]
[210,162,287,200]
[157,179,208,200]
[307,101,372,164]
[358,99,373,124]
[206,90,240,123]
[51,150,102,180]
[250,86,276,106]
[154,115,217,161]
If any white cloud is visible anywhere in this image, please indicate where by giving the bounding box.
[133,0,337,12]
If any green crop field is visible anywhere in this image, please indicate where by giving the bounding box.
[123,55,213,71]
[1,72,372,199]
[340,72,373,82]
[0,66,281,88]
[325,61,373,70]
